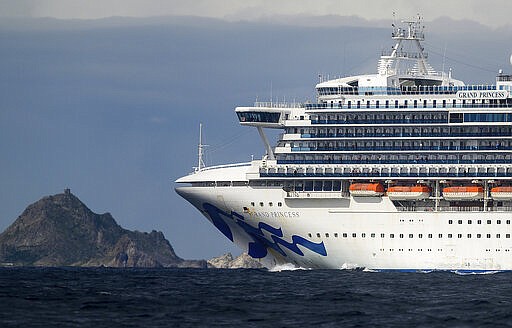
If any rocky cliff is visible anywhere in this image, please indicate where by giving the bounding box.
[207,252,264,269]
[0,190,206,268]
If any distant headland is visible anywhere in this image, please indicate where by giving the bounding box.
[0,189,261,269]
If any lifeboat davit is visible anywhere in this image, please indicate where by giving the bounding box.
[387,185,431,200]
[349,183,384,197]
[491,186,512,200]
[443,186,483,201]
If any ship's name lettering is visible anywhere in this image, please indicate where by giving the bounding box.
[250,211,300,218]
[456,91,507,99]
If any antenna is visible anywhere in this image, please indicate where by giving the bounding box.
[196,123,206,172]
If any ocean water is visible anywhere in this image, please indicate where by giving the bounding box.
[1,267,511,327]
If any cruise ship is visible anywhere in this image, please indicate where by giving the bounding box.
[175,18,512,271]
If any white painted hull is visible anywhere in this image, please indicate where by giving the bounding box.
[176,183,512,271]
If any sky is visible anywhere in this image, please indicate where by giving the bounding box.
[1,2,512,260]
[1,0,512,28]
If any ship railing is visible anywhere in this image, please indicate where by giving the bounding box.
[285,191,350,198]
[254,101,304,108]
[306,102,511,111]
[315,84,503,98]
[197,162,252,172]
[396,206,512,212]
[497,75,512,82]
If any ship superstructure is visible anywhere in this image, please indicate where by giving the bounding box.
[176,18,512,271]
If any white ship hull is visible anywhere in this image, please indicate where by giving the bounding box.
[176,166,512,271]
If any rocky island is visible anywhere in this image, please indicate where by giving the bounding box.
[0,189,207,268]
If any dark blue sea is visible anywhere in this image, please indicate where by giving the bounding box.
[1,267,512,327]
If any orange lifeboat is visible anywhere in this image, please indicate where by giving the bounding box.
[387,185,431,200]
[442,186,483,201]
[491,186,512,200]
[349,183,384,197]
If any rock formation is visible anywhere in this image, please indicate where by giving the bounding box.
[207,252,264,269]
[0,189,206,268]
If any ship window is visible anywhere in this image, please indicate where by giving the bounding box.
[453,99,456,107]
[259,202,264,207]
[277,202,282,207]
[385,100,389,108]
[458,234,462,238]
[395,100,398,108]
[390,234,394,238]
[237,111,280,123]
[433,100,437,108]
[423,100,427,108]
[497,220,502,224]
[325,233,329,238]
[507,234,510,238]
[357,101,361,108]
[400,234,404,238]
[443,100,446,108]
[343,233,348,238]
[409,234,413,238]
[334,233,338,238]
[352,233,357,238]
[439,234,443,239]
[269,202,273,207]
[468,220,472,224]
[487,220,491,224]
[381,233,385,238]
[419,234,423,238]
[308,233,312,237]
[496,234,501,238]
[487,234,491,238]
[371,233,376,238]
[448,234,452,238]
[477,234,481,238]
[449,220,453,224]
[251,202,255,206]
[362,233,366,238]
[428,234,432,238]
[478,220,482,224]
[458,220,462,224]
[507,220,511,225]
[347,101,351,108]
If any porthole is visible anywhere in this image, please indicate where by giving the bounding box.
[269,202,273,207]
[259,202,264,207]
[308,233,312,238]
[316,233,321,238]
[487,220,491,224]
[458,220,462,224]
[334,233,338,238]
[277,202,282,207]
[325,233,329,238]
